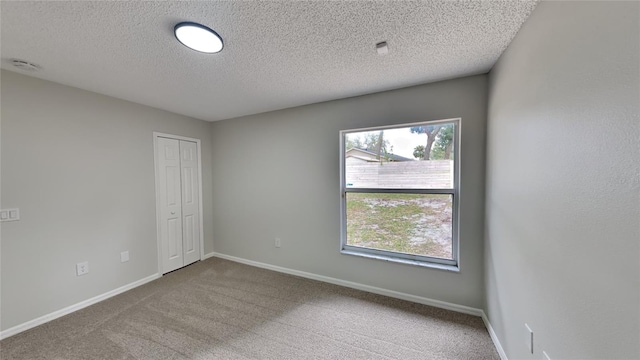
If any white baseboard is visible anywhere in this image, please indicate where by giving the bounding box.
[482,311,508,360]
[202,252,216,260]
[210,252,483,317]
[0,273,161,340]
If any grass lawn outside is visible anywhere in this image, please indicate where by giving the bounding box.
[346,192,453,259]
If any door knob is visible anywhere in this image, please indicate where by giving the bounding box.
[171,211,175,215]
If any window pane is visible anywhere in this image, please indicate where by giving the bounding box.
[345,123,455,189]
[346,193,453,260]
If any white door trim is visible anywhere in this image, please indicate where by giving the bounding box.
[153,132,205,275]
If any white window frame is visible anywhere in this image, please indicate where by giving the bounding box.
[339,118,461,270]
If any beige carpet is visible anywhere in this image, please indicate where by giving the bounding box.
[0,258,498,359]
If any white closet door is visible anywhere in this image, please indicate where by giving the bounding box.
[157,137,184,273]
[179,140,201,266]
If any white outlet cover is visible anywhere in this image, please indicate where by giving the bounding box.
[121,251,130,263]
[76,261,89,276]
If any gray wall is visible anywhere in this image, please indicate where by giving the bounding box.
[211,75,487,308]
[485,1,639,359]
[0,70,214,331]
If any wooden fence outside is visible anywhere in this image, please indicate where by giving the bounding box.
[345,160,453,189]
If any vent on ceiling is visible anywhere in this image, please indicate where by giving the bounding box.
[11,59,41,72]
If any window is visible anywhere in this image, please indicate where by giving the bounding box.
[340,119,459,269]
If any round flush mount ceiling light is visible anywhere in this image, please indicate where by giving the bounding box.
[174,22,223,54]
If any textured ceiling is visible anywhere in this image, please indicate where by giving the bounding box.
[1,1,538,122]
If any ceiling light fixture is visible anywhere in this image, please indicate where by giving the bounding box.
[174,22,223,54]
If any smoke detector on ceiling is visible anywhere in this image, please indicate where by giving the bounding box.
[376,42,389,55]
[10,59,41,72]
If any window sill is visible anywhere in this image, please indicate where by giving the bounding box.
[340,249,460,272]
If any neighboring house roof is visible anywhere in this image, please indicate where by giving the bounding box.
[346,155,378,163]
[345,147,414,162]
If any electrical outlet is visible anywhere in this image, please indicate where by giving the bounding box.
[525,323,534,354]
[120,251,129,263]
[274,238,281,248]
[76,261,89,276]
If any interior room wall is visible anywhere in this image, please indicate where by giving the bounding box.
[211,75,488,309]
[0,70,214,331]
[485,1,639,358]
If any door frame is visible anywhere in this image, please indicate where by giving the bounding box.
[153,132,205,275]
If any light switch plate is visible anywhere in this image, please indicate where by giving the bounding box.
[0,208,20,222]
[121,251,130,263]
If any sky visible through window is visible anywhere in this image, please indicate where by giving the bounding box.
[347,128,425,159]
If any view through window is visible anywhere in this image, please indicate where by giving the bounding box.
[340,119,459,267]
